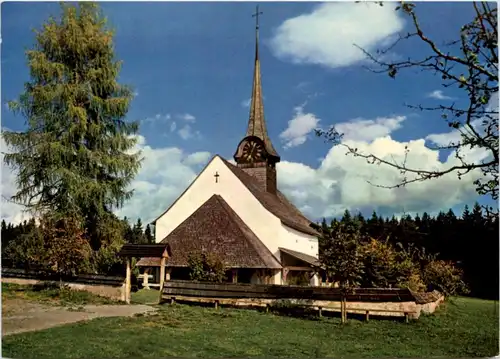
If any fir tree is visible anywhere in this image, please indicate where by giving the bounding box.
[132,218,146,244]
[144,224,154,244]
[3,3,141,259]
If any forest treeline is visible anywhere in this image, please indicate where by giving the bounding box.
[1,216,154,276]
[2,201,497,300]
[319,202,499,300]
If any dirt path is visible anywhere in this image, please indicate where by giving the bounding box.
[2,298,157,336]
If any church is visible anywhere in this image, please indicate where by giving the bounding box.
[137,11,323,287]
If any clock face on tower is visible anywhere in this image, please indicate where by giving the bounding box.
[242,140,265,162]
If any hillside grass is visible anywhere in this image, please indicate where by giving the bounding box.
[2,294,498,359]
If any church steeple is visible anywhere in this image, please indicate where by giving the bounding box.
[234,5,280,194]
[245,5,280,161]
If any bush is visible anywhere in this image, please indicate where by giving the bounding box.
[360,238,398,288]
[359,238,426,291]
[187,252,227,283]
[422,259,469,296]
[287,272,311,286]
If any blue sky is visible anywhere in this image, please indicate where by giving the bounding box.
[1,1,496,224]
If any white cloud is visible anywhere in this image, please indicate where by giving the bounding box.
[1,136,36,225]
[142,113,171,125]
[296,81,310,91]
[183,152,212,166]
[269,2,405,68]
[177,113,196,122]
[1,111,490,226]
[170,121,177,132]
[277,136,485,220]
[275,108,491,219]
[1,132,213,225]
[427,90,453,100]
[241,98,251,108]
[335,116,406,142]
[178,124,201,140]
[115,136,212,223]
[279,105,321,148]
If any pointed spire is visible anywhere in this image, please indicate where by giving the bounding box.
[246,5,280,161]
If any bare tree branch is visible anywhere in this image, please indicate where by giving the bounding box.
[317,1,498,203]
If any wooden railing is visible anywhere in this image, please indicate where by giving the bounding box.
[162,280,416,302]
[1,267,125,287]
[161,280,424,322]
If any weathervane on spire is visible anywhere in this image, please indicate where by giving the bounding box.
[252,5,263,30]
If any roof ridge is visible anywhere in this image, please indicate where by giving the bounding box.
[157,193,281,269]
[158,193,220,244]
[220,157,320,236]
[214,195,282,269]
[150,155,221,225]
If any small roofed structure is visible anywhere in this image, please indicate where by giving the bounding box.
[117,244,170,303]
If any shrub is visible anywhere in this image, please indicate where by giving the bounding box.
[422,259,469,296]
[40,215,92,276]
[187,252,227,283]
[360,238,398,288]
[287,272,311,286]
[359,238,427,291]
[3,225,45,270]
[397,271,427,292]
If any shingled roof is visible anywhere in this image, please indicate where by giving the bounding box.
[137,194,282,269]
[279,247,322,268]
[150,155,320,237]
[220,158,320,237]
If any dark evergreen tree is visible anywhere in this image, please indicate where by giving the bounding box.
[144,224,154,244]
[132,218,146,244]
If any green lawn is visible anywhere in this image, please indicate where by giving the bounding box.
[131,288,162,305]
[2,294,498,358]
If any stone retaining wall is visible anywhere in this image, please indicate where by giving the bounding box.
[2,277,126,302]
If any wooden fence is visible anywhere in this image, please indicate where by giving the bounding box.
[1,267,125,287]
[160,280,447,322]
[162,280,416,302]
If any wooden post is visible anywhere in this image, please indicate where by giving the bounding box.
[159,257,166,291]
[365,310,370,322]
[215,300,219,310]
[125,258,131,304]
[158,257,166,304]
[318,307,322,318]
[341,296,347,324]
[231,269,238,283]
[170,297,175,305]
[266,304,269,313]
[405,312,409,323]
[340,295,344,324]
[344,297,348,323]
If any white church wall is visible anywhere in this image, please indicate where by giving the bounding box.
[278,225,319,259]
[154,156,284,257]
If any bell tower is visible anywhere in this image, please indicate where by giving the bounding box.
[233,6,280,194]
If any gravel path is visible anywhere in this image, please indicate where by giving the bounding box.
[2,298,157,336]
